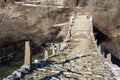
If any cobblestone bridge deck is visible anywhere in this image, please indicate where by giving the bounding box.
[23,15,115,80]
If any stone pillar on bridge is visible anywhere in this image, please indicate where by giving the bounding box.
[107,53,111,62]
[52,44,55,55]
[24,41,32,69]
[98,45,101,52]
[44,49,48,60]
[68,32,71,37]
[56,44,60,53]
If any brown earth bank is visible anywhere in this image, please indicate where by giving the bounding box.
[0,3,71,66]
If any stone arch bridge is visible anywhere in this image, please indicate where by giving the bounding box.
[5,14,120,80]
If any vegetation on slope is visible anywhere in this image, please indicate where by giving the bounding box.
[0,2,71,78]
[87,0,120,58]
[0,4,71,66]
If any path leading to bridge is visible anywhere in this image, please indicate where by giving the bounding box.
[23,15,115,80]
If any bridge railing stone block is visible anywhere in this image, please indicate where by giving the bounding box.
[52,44,55,55]
[24,41,32,69]
[44,49,48,60]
